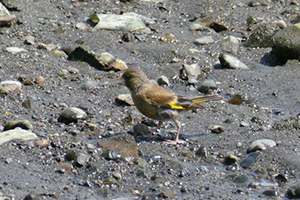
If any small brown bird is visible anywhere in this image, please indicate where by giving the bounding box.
[121,67,222,145]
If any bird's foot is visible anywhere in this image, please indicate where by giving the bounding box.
[163,139,186,145]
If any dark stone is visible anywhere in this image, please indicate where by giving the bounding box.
[240,152,261,169]
[286,183,300,199]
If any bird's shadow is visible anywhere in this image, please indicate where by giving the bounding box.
[132,131,207,143]
[180,133,206,141]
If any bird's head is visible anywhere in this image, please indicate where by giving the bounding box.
[121,68,149,92]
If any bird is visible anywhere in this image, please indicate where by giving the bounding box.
[121,67,222,145]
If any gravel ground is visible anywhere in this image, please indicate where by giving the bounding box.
[0,0,300,199]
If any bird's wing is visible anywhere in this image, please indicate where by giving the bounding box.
[139,84,197,110]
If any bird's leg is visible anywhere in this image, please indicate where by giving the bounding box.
[163,119,186,145]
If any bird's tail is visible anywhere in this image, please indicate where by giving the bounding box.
[191,94,223,105]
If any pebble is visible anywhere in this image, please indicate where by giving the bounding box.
[23,35,35,45]
[226,173,250,185]
[58,107,88,124]
[0,3,10,16]
[0,80,22,93]
[76,152,90,166]
[190,18,228,32]
[90,12,148,32]
[194,36,215,45]
[81,80,99,90]
[222,36,240,54]
[275,173,288,182]
[0,15,15,26]
[240,151,261,169]
[271,24,300,62]
[274,20,287,29]
[35,76,45,85]
[68,67,80,74]
[52,50,67,58]
[6,47,27,54]
[134,157,148,167]
[112,172,122,180]
[224,154,239,165]
[100,52,116,65]
[159,189,176,198]
[262,189,279,197]
[37,43,56,51]
[65,149,77,161]
[5,157,13,164]
[248,0,268,7]
[240,121,250,127]
[68,46,128,71]
[160,33,178,43]
[247,139,277,153]
[157,75,170,86]
[286,183,300,199]
[0,127,38,145]
[180,63,201,84]
[188,48,201,54]
[197,79,217,94]
[211,125,224,134]
[22,96,35,110]
[228,94,243,105]
[101,149,122,161]
[57,69,70,78]
[115,94,134,106]
[24,194,40,200]
[75,22,88,30]
[219,53,249,70]
[196,147,208,158]
[4,120,33,131]
[121,32,135,42]
[35,139,50,148]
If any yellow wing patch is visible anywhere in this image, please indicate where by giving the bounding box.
[168,100,185,110]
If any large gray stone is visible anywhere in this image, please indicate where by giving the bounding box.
[271,24,300,62]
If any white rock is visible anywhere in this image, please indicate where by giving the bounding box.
[274,20,287,29]
[157,75,170,86]
[219,53,249,70]
[247,139,277,153]
[6,47,27,54]
[0,2,10,17]
[92,12,150,31]
[115,94,134,106]
[194,36,215,45]
[0,128,38,145]
[0,80,22,93]
[99,52,115,66]
[76,22,88,30]
[181,63,201,84]
[222,36,241,54]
